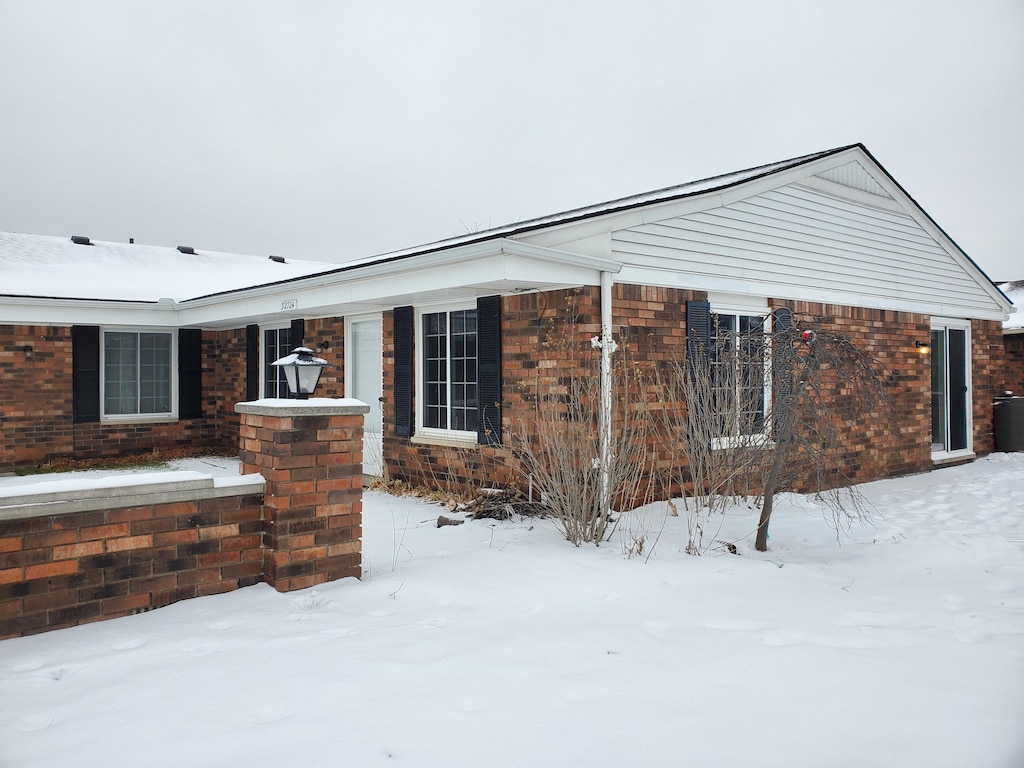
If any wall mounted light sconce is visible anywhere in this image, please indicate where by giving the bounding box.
[315,339,331,354]
[23,345,32,359]
[915,341,931,354]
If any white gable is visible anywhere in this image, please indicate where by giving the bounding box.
[510,150,1009,322]
[814,161,892,198]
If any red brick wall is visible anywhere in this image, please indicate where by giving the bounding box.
[207,327,250,448]
[304,318,346,397]
[0,491,263,638]
[1,324,238,471]
[778,301,932,482]
[0,325,75,468]
[1005,333,1024,396]
[380,288,943,500]
[972,320,1005,454]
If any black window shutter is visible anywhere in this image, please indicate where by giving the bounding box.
[393,306,414,437]
[290,318,305,348]
[178,329,203,419]
[771,307,795,435]
[476,295,502,445]
[686,299,712,376]
[245,324,259,401]
[72,325,101,423]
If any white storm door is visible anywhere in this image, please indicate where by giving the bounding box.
[347,316,383,475]
[930,322,971,457]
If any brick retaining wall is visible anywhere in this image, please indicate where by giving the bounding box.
[0,476,265,638]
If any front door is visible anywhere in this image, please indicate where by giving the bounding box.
[348,316,383,476]
[930,324,970,455]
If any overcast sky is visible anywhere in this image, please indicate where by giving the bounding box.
[1,1,1021,281]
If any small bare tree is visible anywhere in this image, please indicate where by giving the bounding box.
[652,308,896,553]
[754,315,896,550]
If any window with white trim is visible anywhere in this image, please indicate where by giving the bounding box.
[102,330,174,418]
[263,326,294,398]
[419,306,478,435]
[711,311,769,437]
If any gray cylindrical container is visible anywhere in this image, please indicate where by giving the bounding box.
[993,397,1024,452]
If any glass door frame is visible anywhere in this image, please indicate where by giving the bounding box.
[929,317,973,462]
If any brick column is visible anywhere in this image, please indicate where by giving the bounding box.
[234,399,370,592]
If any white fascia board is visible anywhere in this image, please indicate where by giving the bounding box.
[0,297,179,327]
[617,265,1011,322]
[175,240,623,326]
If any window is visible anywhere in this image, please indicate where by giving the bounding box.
[711,311,769,438]
[393,297,500,445]
[263,326,293,398]
[420,306,478,434]
[102,330,174,417]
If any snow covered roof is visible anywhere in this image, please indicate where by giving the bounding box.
[997,281,1024,331]
[0,232,339,302]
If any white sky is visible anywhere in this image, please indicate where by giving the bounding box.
[1,1,1021,281]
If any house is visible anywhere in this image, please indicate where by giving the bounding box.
[0,144,1013,495]
[998,281,1024,396]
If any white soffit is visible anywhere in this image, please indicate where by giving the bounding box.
[173,240,623,327]
[814,161,892,198]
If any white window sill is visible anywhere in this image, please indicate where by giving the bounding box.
[931,450,975,466]
[100,414,178,425]
[411,431,479,450]
[712,434,773,450]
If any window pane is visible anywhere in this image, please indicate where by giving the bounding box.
[139,333,172,413]
[104,332,138,415]
[264,328,292,398]
[103,331,172,416]
[709,312,767,437]
[422,309,478,433]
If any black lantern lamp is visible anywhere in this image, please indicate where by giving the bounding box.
[271,346,328,400]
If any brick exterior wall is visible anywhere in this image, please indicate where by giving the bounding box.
[972,319,1005,454]
[0,491,263,638]
[777,301,933,482]
[1,324,237,472]
[1004,333,1024,397]
[304,318,347,397]
[1,325,75,468]
[0,300,1007,483]
[207,327,251,448]
[381,287,948,500]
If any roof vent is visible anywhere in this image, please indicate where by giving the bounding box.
[71,235,92,246]
[268,255,286,263]
[177,245,196,254]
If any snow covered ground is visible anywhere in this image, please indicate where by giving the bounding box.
[2,455,1023,767]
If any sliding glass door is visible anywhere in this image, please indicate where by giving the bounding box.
[930,323,970,455]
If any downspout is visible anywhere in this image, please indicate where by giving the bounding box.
[595,270,617,522]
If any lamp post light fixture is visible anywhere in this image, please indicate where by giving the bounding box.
[271,346,328,400]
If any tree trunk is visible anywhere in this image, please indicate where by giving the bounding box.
[756,394,797,551]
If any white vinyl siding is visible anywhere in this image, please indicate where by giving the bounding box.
[612,182,996,316]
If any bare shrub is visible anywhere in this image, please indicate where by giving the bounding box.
[512,306,652,546]
[650,321,768,554]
